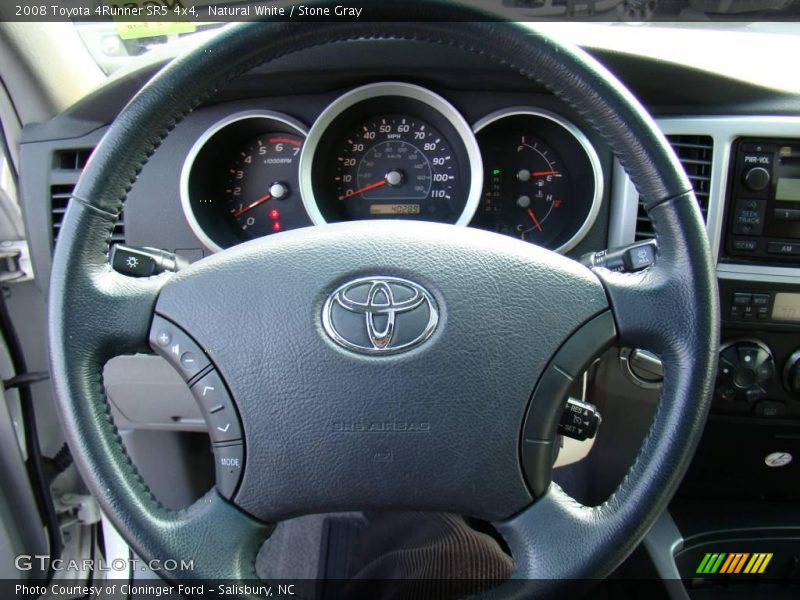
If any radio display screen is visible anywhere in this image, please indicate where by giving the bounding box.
[776,178,800,202]
[772,293,800,322]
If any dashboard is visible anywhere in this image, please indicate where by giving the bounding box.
[16,35,800,495]
[180,81,602,254]
[10,28,800,594]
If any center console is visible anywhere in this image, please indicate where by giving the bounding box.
[683,127,800,594]
[686,134,800,504]
[710,136,800,428]
[714,285,800,419]
[613,118,800,597]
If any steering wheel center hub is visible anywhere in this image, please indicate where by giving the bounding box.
[153,221,608,521]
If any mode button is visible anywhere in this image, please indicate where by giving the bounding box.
[213,443,244,500]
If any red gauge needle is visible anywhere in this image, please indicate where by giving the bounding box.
[531,170,560,177]
[338,179,387,201]
[526,208,543,232]
[233,193,271,218]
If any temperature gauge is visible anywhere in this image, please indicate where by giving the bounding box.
[471,110,602,253]
[479,135,569,246]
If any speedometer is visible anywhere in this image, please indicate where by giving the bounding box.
[331,115,457,221]
[300,83,482,226]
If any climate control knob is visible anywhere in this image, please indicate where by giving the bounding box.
[784,350,800,398]
[716,340,775,404]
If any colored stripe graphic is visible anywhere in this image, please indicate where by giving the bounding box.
[698,552,774,575]
[719,554,735,573]
[744,553,773,574]
[732,553,749,573]
[697,553,727,574]
[696,553,713,573]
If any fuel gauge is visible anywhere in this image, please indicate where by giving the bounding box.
[472,110,602,253]
[480,135,570,246]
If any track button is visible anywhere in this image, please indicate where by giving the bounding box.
[213,442,244,500]
[191,369,242,443]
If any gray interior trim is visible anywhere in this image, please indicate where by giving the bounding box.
[716,268,800,284]
[104,355,204,432]
[0,384,49,576]
[0,23,104,124]
[100,514,133,581]
[0,186,25,241]
[19,127,107,291]
[643,511,690,600]
[608,158,639,249]
[0,74,21,177]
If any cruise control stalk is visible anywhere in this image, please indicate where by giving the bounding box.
[580,239,657,273]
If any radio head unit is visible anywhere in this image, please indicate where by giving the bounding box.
[723,138,800,265]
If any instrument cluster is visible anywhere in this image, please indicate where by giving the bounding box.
[181,82,603,254]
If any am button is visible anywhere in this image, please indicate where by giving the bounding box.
[767,242,800,256]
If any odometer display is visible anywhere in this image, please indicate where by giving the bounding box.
[370,204,422,215]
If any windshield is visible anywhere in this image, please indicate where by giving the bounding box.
[74,21,224,73]
[68,1,800,75]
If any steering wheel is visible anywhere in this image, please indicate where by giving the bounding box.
[48,2,719,597]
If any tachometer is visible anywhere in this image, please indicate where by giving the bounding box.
[225,133,305,237]
[181,111,310,251]
[300,83,482,226]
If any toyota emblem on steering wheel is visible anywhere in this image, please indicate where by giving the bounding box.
[322,277,439,355]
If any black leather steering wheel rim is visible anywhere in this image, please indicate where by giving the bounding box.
[48,2,719,597]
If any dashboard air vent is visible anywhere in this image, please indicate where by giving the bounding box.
[635,134,713,241]
[50,184,126,248]
[53,148,92,171]
[50,147,125,248]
